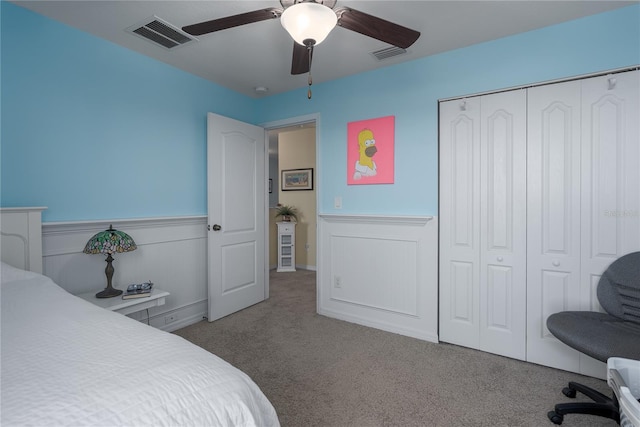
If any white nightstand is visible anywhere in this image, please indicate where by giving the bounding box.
[76,288,170,316]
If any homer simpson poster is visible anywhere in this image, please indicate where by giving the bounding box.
[347,115,395,185]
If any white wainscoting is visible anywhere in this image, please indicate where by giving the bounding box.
[42,216,208,332]
[318,214,439,343]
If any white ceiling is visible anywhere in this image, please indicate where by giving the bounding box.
[12,0,636,98]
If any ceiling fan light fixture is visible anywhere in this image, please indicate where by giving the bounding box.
[281,2,337,46]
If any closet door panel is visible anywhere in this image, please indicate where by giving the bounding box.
[581,70,640,305]
[580,70,640,377]
[479,90,527,360]
[526,81,582,370]
[486,265,513,329]
[439,98,481,348]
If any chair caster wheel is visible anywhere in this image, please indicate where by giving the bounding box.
[562,387,577,398]
[548,411,564,425]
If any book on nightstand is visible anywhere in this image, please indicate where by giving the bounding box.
[122,282,153,299]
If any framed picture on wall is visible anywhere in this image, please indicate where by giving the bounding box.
[347,115,395,185]
[282,168,313,191]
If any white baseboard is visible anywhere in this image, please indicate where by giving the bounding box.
[128,298,207,332]
[270,265,316,271]
[318,307,439,343]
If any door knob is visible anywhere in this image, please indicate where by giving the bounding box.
[552,260,560,267]
[212,224,222,231]
[497,256,504,262]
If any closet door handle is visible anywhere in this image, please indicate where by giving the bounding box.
[497,256,504,262]
[552,260,560,267]
[212,224,222,231]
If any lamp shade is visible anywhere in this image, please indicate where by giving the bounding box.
[280,2,337,46]
[83,225,137,255]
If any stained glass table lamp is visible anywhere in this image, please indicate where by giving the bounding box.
[83,224,137,298]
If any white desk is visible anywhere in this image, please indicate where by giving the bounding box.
[76,288,170,316]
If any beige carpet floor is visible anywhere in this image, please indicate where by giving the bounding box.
[174,269,616,427]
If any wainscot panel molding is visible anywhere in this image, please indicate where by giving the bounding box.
[42,216,208,332]
[318,214,438,343]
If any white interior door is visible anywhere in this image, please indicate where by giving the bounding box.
[581,70,640,297]
[526,80,583,370]
[439,97,481,349]
[440,91,527,360]
[579,70,640,377]
[439,69,639,374]
[479,90,527,360]
[207,112,267,321]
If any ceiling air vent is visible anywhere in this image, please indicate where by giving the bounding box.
[127,17,196,49]
[371,46,407,61]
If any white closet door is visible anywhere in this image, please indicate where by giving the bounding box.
[439,69,638,373]
[580,70,640,377]
[479,90,527,360]
[439,97,481,348]
[526,81,583,370]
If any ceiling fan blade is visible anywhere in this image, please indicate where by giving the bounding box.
[291,42,311,75]
[335,7,420,49]
[182,8,282,36]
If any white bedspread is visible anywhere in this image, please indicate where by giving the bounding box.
[0,263,280,427]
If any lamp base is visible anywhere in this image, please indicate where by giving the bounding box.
[95,287,123,298]
[96,253,122,298]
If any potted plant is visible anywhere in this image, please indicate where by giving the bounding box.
[275,204,298,222]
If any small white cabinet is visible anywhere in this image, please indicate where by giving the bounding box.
[277,222,296,272]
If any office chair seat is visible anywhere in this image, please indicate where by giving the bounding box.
[547,311,640,362]
[546,251,640,425]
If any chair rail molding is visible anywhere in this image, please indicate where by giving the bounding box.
[319,213,433,226]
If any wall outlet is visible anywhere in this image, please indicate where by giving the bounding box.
[334,276,342,288]
[334,196,342,209]
[164,314,178,324]
[305,243,310,251]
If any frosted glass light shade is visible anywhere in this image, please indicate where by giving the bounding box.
[281,2,337,46]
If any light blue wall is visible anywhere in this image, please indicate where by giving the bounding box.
[257,4,640,216]
[1,2,256,221]
[2,2,639,221]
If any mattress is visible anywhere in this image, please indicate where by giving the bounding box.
[0,262,280,426]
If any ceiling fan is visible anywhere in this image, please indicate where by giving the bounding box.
[182,0,420,98]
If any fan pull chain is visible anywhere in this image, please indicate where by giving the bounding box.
[307,45,313,100]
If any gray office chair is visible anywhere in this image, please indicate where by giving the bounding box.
[546,251,640,425]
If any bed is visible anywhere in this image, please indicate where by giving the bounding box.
[0,208,279,426]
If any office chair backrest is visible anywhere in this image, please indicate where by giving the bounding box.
[597,251,640,325]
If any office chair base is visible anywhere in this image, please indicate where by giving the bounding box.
[547,381,620,425]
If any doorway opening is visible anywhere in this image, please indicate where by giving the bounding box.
[266,120,317,273]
